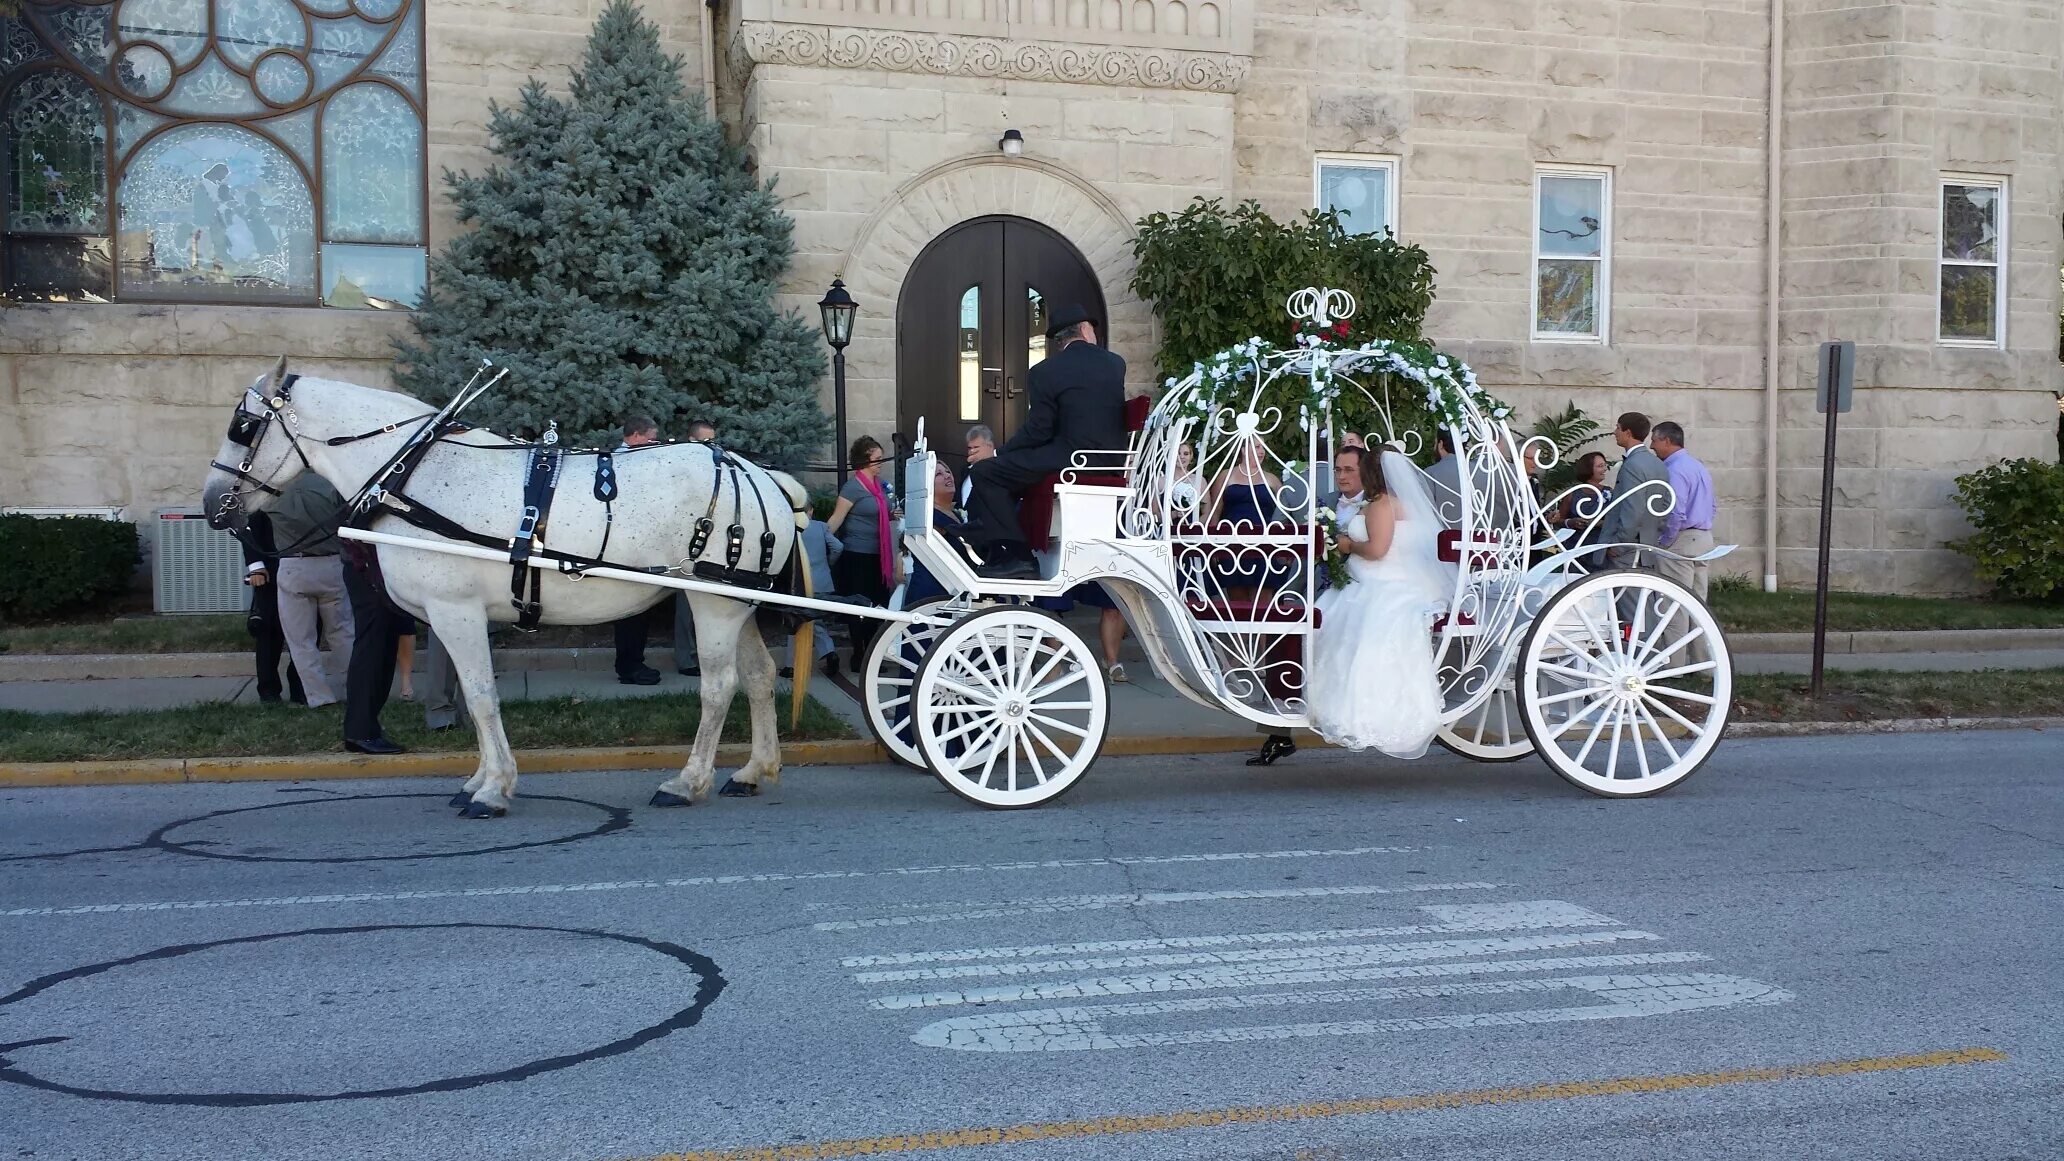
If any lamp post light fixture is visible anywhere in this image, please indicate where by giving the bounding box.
[817,278,858,486]
[999,128,1024,157]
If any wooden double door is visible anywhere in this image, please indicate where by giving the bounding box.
[896,216,1107,463]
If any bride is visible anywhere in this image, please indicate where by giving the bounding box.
[1306,444,1453,758]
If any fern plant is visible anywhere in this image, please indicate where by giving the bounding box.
[1528,401,1605,493]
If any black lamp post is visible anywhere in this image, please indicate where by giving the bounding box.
[817,278,857,486]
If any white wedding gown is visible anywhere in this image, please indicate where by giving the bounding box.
[1307,456,1452,758]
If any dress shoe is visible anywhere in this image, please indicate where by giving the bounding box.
[820,652,842,677]
[976,556,1040,581]
[778,666,794,679]
[619,666,662,686]
[677,664,700,677]
[345,737,407,755]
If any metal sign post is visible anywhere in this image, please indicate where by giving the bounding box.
[1810,340,1855,700]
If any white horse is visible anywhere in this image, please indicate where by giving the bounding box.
[200,367,807,817]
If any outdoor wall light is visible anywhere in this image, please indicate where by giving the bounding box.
[999,128,1024,157]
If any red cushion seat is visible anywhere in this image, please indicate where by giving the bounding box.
[1018,393,1154,545]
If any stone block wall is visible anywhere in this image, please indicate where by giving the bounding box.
[1778,0,2063,594]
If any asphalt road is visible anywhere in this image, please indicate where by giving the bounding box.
[0,731,2058,1161]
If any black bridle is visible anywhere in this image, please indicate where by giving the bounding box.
[208,373,437,534]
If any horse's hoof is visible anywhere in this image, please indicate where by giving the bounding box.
[459,801,506,819]
[448,792,473,809]
[649,790,693,808]
[718,779,760,798]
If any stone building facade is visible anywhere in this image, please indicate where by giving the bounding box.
[3,0,2059,593]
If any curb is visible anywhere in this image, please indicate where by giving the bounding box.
[10,628,2064,681]
[0,719,2055,790]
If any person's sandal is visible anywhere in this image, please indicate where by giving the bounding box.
[1107,663,1128,683]
[1246,734,1296,766]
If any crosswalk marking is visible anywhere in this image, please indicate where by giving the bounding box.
[813,882,1503,932]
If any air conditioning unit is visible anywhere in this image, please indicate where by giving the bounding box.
[153,510,251,615]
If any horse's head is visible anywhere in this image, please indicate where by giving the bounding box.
[202,361,311,533]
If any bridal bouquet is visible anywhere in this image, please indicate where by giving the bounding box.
[1316,505,1353,589]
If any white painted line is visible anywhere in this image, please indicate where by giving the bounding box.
[815,882,1505,933]
[841,901,1616,968]
[854,904,1624,983]
[913,972,1795,1051]
[0,844,1427,919]
[869,932,1670,1009]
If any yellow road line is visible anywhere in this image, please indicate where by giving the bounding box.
[632,1047,2006,1161]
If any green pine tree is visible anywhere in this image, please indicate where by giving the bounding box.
[397,0,828,465]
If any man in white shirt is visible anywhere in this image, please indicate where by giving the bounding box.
[960,425,995,511]
[1326,443,1366,524]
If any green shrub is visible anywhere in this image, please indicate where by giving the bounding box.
[0,515,142,623]
[1131,199,1437,383]
[1950,457,2064,602]
[1529,401,1605,494]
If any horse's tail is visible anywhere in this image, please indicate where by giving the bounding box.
[766,469,811,529]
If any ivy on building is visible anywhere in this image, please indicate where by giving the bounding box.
[397,0,828,464]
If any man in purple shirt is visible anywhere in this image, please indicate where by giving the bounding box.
[1652,420,1716,621]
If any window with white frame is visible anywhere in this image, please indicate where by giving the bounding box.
[1533,167,1611,342]
[1939,176,2006,346]
[1314,154,1397,238]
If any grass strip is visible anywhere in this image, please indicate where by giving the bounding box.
[0,691,856,764]
[1707,587,2064,634]
[1733,668,2064,723]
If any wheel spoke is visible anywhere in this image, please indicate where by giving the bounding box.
[1023,717,1073,769]
[945,652,1004,696]
[1646,659,1718,682]
[1632,700,1683,765]
[1641,691,1705,736]
[934,675,997,704]
[1647,684,1716,706]
[1548,691,1614,738]
[1603,703,1625,781]
[1534,684,1603,708]
[1028,712,1092,739]
[1538,660,1605,684]
[1569,698,1615,765]
[1029,668,1091,701]
[1005,728,1020,792]
[932,712,999,748]
[1017,640,1071,697]
[1572,601,1621,667]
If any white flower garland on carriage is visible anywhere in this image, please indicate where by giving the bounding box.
[873,287,1737,809]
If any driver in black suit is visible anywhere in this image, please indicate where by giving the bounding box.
[964,304,1127,579]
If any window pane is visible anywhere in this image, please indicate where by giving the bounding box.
[367,2,422,98]
[1319,163,1390,236]
[217,0,310,69]
[1536,259,1599,336]
[114,0,209,67]
[310,14,383,92]
[3,18,50,72]
[1538,175,1604,257]
[5,234,111,300]
[958,285,981,421]
[322,82,423,243]
[321,241,421,307]
[7,71,107,233]
[1942,183,1999,262]
[1027,286,1047,369]
[1939,265,1997,341]
[36,5,114,71]
[118,124,315,300]
[161,54,265,115]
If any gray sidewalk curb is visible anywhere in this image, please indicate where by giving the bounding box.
[0,718,2055,790]
[11,628,2064,682]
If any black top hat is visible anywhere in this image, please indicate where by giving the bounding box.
[1045,303,1099,340]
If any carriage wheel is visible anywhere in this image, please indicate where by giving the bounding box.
[1435,651,1533,763]
[912,606,1109,809]
[1516,569,1731,798]
[861,597,961,769]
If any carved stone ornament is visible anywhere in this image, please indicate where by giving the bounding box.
[734,22,1250,93]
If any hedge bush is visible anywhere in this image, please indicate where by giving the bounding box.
[0,515,142,623]
[1949,458,2064,602]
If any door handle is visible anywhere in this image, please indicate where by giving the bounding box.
[984,368,1003,398]
[1006,376,1022,399]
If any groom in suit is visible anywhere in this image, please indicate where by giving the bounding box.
[963,304,1128,579]
[1598,411,1667,569]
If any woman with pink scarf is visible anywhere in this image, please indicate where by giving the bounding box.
[827,435,900,665]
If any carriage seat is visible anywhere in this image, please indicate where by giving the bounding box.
[1436,528,1508,570]
[1018,394,1153,545]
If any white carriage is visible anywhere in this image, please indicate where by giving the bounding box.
[861,288,1736,808]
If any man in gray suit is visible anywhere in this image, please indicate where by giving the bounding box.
[1424,430,1461,525]
[1598,411,1667,569]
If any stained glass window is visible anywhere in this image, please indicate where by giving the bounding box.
[0,0,424,307]
[1533,167,1611,342]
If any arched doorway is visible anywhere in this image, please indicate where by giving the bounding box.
[896,216,1107,465]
